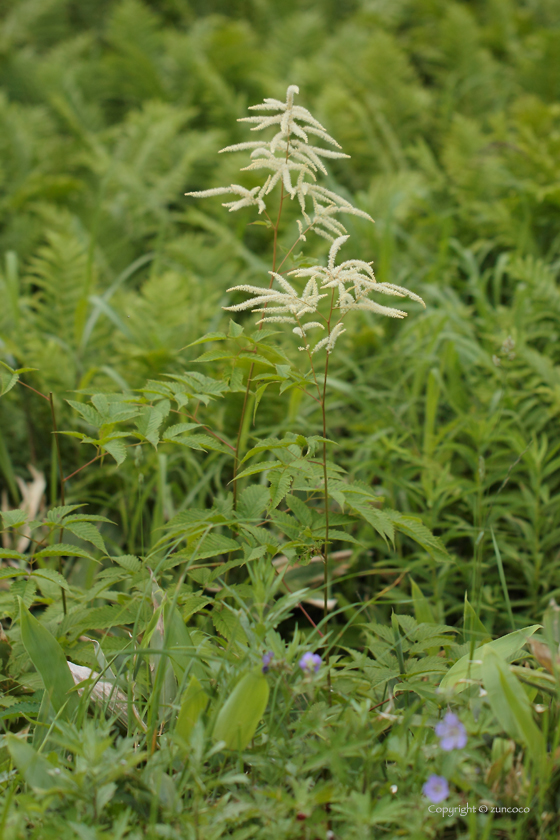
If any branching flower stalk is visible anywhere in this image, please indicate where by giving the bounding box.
[186,86,425,645]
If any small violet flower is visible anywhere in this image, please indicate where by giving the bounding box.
[262,651,274,673]
[423,774,449,804]
[435,712,467,751]
[299,652,321,674]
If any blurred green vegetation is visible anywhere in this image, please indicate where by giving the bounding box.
[1,1,560,837]
[2,0,560,627]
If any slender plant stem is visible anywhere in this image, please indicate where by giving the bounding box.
[49,393,67,615]
[232,183,286,508]
[19,381,49,401]
[321,290,336,697]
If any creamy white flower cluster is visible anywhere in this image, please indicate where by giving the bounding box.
[226,235,425,355]
[185,84,373,241]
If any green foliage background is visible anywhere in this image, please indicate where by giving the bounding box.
[1,0,560,837]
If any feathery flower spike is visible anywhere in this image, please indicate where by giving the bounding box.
[186,85,372,240]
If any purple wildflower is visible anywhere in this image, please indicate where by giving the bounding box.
[423,775,449,803]
[299,652,321,674]
[262,651,274,673]
[435,712,467,751]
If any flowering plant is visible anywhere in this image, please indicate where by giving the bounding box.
[187,86,426,645]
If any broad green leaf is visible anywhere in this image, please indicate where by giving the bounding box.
[228,320,244,338]
[213,668,270,750]
[439,625,541,692]
[481,647,545,762]
[0,370,19,396]
[6,735,57,791]
[164,601,207,685]
[175,676,208,744]
[464,594,491,645]
[410,579,435,625]
[253,383,269,425]
[18,599,78,718]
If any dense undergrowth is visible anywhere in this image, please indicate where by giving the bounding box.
[1,0,560,837]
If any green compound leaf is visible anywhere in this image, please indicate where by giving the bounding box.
[213,668,270,751]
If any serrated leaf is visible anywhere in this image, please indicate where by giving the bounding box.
[237,486,270,520]
[385,510,448,560]
[135,404,167,447]
[240,438,295,464]
[110,555,142,573]
[269,470,293,509]
[348,503,394,544]
[237,352,275,367]
[102,439,127,465]
[66,399,103,427]
[31,569,70,591]
[63,521,106,553]
[212,605,247,644]
[182,594,212,621]
[162,423,201,440]
[184,532,240,561]
[43,506,85,524]
[35,544,96,561]
[286,494,313,527]
[187,331,228,348]
[1,510,28,529]
[234,460,282,481]
[0,549,26,562]
[0,568,28,580]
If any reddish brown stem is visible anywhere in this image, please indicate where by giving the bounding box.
[19,381,49,401]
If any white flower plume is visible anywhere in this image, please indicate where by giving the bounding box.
[185,85,373,240]
[289,235,426,320]
[224,236,424,356]
[225,273,327,325]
